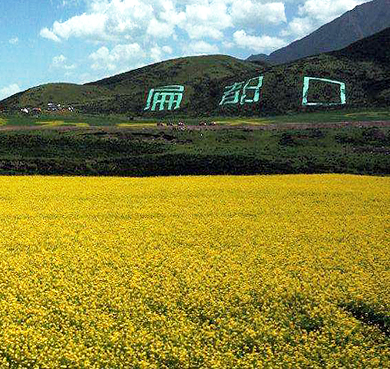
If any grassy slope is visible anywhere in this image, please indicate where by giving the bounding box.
[1,28,389,117]
[0,55,264,116]
[1,108,390,129]
[1,84,110,111]
[0,125,388,176]
[81,37,390,116]
[85,55,265,116]
[243,28,390,115]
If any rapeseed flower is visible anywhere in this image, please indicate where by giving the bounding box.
[0,174,388,368]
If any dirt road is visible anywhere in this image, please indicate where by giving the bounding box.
[0,120,389,132]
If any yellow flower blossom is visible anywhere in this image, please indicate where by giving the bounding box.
[0,174,387,368]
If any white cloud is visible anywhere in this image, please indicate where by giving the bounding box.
[39,0,374,70]
[233,30,287,53]
[231,1,286,28]
[183,2,232,40]
[282,0,371,38]
[51,55,77,70]
[184,40,220,55]
[150,45,173,62]
[52,55,67,66]
[40,0,290,44]
[61,0,81,6]
[89,43,146,71]
[9,37,19,45]
[41,1,155,42]
[280,16,314,39]
[298,0,369,24]
[77,72,95,84]
[0,84,21,100]
[147,18,176,39]
[223,41,235,49]
[162,45,173,54]
[65,65,77,70]
[50,13,107,41]
[40,28,61,42]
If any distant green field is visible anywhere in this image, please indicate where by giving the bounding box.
[0,113,140,127]
[1,108,390,129]
[0,123,388,177]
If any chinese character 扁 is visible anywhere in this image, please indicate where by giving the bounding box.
[144,85,185,111]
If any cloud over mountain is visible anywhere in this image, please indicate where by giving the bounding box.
[5,0,373,92]
[40,0,287,47]
[0,84,21,101]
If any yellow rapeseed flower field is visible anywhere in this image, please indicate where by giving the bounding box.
[0,174,388,368]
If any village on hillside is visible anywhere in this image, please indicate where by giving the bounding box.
[19,102,75,116]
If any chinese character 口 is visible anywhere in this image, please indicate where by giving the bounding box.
[302,77,346,106]
[219,76,263,106]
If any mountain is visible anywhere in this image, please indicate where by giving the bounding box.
[1,83,111,110]
[254,27,390,115]
[86,55,266,115]
[247,53,270,64]
[248,0,390,65]
[1,28,390,117]
[0,55,265,116]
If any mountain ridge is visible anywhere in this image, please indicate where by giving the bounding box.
[1,27,390,117]
[248,0,390,65]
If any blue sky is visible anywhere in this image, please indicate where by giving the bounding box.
[0,0,371,100]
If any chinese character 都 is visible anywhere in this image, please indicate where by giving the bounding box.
[219,82,245,105]
[240,76,263,105]
[144,85,185,111]
[219,76,263,106]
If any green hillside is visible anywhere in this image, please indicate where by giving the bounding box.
[86,54,265,116]
[1,83,109,110]
[0,125,388,176]
[1,28,389,117]
[0,55,264,117]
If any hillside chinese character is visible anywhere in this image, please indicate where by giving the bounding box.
[144,85,185,111]
[219,76,263,106]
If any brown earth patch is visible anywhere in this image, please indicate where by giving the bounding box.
[0,120,390,133]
